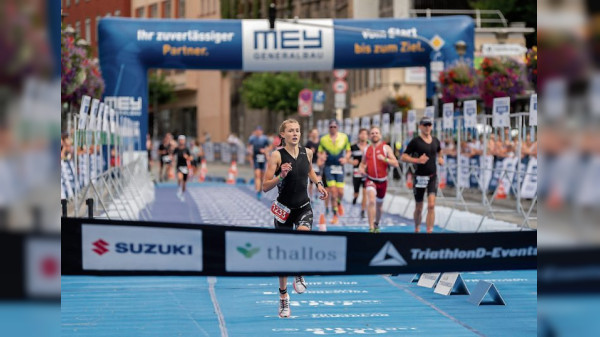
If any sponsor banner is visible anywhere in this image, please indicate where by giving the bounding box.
[25,237,61,298]
[458,155,470,188]
[407,110,416,133]
[361,116,371,130]
[372,114,381,128]
[204,142,215,162]
[225,232,346,272]
[63,218,535,276]
[424,106,435,119]
[82,224,203,271]
[442,103,453,129]
[344,117,352,136]
[487,159,505,192]
[463,100,477,128]
[87,99,100,132]
[539,247,600,294]
[381,113,390,135]
[481,155,494,191]
[77,95,91,130]
[529,94,537,126]
[500,157,518,195]
[445,156,457,187]
[469,155,480,188]
[242,19,334,71]
[221,142,232,163]
[492,96,510,128]
[520,157,537,199]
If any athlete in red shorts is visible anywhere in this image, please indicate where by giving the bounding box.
[359,127,399,233]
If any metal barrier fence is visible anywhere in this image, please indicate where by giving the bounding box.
[61,95,154,220]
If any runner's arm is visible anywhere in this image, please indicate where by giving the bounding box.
[262,150,282,192]
[307,148,328,199]
[384,145,400,167]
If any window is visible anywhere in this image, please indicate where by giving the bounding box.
[136,7,144,18]
[178,0,185,18]
[66,0,70,7]
[375,69,382,87]
[164,0,171,18]
[114,10,121,16]
[75,21,81,37]
[75,0,79,4]
[85,18,91,42]
[150,4,158,18]
[368,69,375,89]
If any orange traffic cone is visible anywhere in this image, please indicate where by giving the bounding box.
[406,173,413,189]
[439,175,446,189]
[318,213,327,231]
[226,161,238,184]
[198,159,207,182]
[495,180,507,199]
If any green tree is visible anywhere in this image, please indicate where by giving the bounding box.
[148,71,176,106]
[241,72,317,130]
[469,0,536,47]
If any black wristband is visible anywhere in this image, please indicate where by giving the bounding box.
[316,181,324,187]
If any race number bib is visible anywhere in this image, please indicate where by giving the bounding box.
[330,165,343,175]
[162,155,172,163]
[415,176,430,188]
[178,166,189,174]
[271,201,291,223]
[353,168,362,178]
[256,154,266,163]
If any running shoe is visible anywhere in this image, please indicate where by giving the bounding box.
[331,215,339,224]
[293,276,307,294]
[338,204,345,216]
[278,293,291,318]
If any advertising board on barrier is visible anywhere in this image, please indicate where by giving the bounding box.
[225,232,346,272]
[82,224,203,271]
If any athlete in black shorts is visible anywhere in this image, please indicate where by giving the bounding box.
[173,135,191,202]
[263,119,327,318]
[350,128,369,219]
[401,117,444,233]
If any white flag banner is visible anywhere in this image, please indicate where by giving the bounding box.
[372,114,381,128]
[344,117,352,136]
[95,103,105,132]
[529,94,537,126]
[492,97,510,128]
[407,110,417,133]
[458,155,470,188]
[393,112,402,138]
[442,103,454,129]
[520,157,537,199]
[109,108,116,134]
[382,113,390,135]
[77,95,91,130]
[102,106,110,133]
[352,117,360,139]
[424,106,435,119]
[463,100,477,128]
[361,116,370,130]
[87,99,100,131]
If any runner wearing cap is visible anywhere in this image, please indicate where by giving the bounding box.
[318,119,351,224]
[359,126,399,233]
[173,135,192,202]
[247,126,270,200]
[262,119,328,318]
[400,117,444,233]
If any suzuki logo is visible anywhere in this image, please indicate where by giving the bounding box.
[369,241,407,267]
[92,239,109,255]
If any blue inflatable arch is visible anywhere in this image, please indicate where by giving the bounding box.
[98,16,474,149]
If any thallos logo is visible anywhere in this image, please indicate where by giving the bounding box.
[92,239,109,255]
[237,243,260,258]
